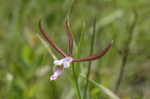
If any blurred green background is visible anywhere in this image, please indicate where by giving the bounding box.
[0,0,150,99]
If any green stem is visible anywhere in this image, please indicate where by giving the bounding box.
[72,63,81,99]
[83,18,96,99]
[114,10,138,93]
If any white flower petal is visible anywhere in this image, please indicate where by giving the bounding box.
[62,57,73,68]
[54,60,63,65]
[62,57,73,63]
[50,57,73,80]
[63,62,70,68]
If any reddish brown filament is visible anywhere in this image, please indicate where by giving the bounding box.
[39,20,68,57]
[72,41,113,62]
[65,19,73,56]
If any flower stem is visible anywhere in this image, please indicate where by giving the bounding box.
[72,63,81,99]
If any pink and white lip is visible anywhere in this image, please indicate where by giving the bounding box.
[50,68,64,80]
[50,57,73,80]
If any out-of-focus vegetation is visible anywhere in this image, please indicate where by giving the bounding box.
[0,0,150,99]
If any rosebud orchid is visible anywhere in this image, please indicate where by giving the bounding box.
[39,19,113,80]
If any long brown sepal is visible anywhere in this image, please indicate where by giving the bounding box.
[65,19,73,56]
[72,41,113,62]
[39,20,67,57]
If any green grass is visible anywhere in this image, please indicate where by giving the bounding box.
[0,0,150,99]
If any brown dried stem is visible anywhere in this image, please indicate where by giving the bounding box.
[39,20,67,57]
[73,41,113,62]
[65,19,74,56]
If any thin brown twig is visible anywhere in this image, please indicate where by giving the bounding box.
[65,19,74,56]
[73,41,113,62]
[39,20,68,57]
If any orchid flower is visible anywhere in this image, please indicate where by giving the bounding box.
[39,19,113,80]
[50,56,73,80]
